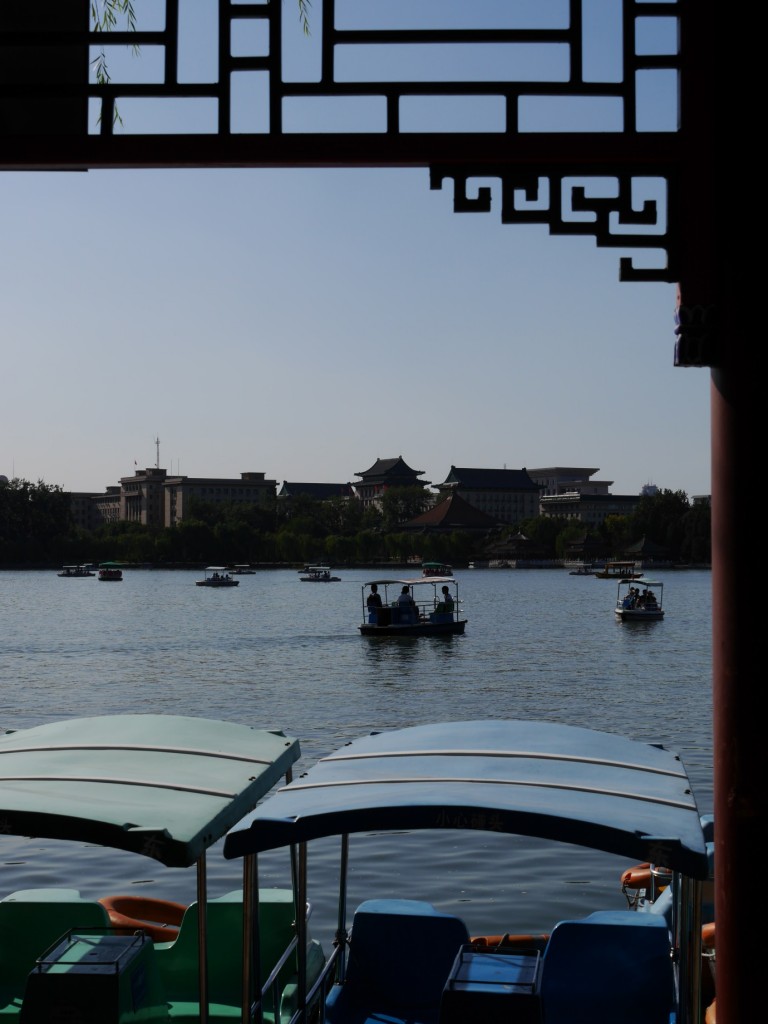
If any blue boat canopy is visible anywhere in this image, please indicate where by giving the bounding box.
[0,715,300,868]
[223,720,709,879]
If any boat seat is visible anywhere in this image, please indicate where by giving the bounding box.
[0,889,110,1018]
[538,910,674,1024]
[154,888,303,1021]
[325,898,470,1024]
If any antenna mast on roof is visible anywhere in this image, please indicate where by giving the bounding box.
[154,436,160,469]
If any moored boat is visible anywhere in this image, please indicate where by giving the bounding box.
[615,578,665,621]
[618,815,716,1018]
[0,714,324,1023]
[359,576,466,636]
[223,719,711,1024]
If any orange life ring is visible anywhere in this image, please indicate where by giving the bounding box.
[99,894,187,943]
[620,865,653,889]
[620,862,672,890]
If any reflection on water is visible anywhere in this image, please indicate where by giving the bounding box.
[0,567,712,938]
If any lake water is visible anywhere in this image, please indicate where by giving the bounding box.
[0,566,712,941]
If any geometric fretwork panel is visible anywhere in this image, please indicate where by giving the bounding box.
[431,167,676,283]
[1,1,686,290]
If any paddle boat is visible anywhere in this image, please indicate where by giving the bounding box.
[359,577,466,636]
[57,565,95,578]
[593,561,644,580]
[615,578,665,621]
[299,566,340,582]
[230,564,257,575]
[421,561,453,578]
[98,562,124,581]
[223,718,711,1024]
[0,714,324,1023]
[195,567,239,587]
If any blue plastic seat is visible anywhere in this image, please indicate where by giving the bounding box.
[538,910,674,1024]
[325,899,470,1024]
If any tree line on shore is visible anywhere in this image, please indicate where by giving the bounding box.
[0,479,711,568]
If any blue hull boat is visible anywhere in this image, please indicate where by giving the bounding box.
[224,719,711,1024]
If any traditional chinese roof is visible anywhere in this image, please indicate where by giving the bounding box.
[441,466,541,491]
[403,492,499,530]
[355,456,428,485]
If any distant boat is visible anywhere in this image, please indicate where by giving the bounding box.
[299,566,340,582]
[230,564,256,575]
[57,565,94,578]
[615,578,665,621]
[359,577,466,637]
[195,567,239,587]
[593,561,644,580]
[569,563,595,576]
[421,561,453,578]
[98,562,123,582]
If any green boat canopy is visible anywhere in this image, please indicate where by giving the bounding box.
[0,715,300,868]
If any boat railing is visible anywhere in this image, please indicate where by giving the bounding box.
[284,942,340,1024]
[253,930,300,1021]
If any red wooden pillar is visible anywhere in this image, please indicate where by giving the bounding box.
[677,5,759,1023]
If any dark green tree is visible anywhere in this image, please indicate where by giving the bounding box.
[0,478,73,563]
[380,486,432,531]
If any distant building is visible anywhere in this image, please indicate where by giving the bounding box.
[162,471,276,527]
[120,467,169,527]
[435,466,540,524]
[354,456,430,509]
[278,482,354,501]
[78,468,277,529]
[539,491,641,525]
[527,467,613,497]
[91,486,121,527]
[68,491,100,531]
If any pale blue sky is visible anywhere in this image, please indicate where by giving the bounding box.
[2,1,710,498]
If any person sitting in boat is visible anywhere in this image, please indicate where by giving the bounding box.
[435,585,455,615]
[367,584,383,623]
[397,585,418,623]
[645,590,658,608]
